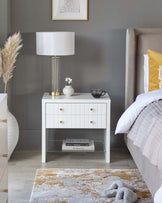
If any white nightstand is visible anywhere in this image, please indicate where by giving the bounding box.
[42,93,111,163]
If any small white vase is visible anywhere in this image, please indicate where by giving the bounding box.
[7,111,19,160]
[63,85,74,97]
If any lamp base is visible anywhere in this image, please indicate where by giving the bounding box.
[49,91,61,96]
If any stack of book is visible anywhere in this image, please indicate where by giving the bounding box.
[62,139,95,152]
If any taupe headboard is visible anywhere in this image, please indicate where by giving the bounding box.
[125,28,162,109]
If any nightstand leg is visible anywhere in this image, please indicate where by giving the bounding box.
[42,128,46,163]
[105,101,111,163]
[42,101,46,163]
[105,129,110,163]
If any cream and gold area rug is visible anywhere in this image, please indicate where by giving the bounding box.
[30,169,153,203]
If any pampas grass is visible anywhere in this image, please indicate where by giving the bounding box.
[2,32,23,93]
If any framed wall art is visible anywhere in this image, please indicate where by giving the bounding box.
[52,0,88,21]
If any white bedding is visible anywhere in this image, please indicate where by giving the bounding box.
[144,54,149,93]
[142,115,162,166]
[115,90,162,167]
[115,89,162,134]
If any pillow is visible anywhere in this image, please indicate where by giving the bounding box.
[144,54,149,93]
[147,49,162,92]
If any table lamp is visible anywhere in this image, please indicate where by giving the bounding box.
[36,32,75,96]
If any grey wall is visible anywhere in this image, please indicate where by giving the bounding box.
[10,0,162,150]
[0,0,10,44]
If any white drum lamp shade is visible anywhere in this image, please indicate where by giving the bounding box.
[36,32,75,56]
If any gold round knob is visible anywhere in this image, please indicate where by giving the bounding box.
[59,108,63,111]
[90,121,93,124]
[2,120,7,123]
[60,121,63,124]
[3,189,8,193]
[90,108,93,111]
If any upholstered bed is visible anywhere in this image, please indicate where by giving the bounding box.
[124,28,162,197]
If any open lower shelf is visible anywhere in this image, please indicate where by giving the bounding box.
[47,140,105,153]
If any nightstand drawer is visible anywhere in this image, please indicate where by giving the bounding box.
[0,167,7,192]
[46,115,71,128]
[71,115,106,128]
[46,103,106,115]
[0,127,8,155]
[0,158,7,179]
[84,115,106,128]
[46,115,106,129]
[46,104,71,115]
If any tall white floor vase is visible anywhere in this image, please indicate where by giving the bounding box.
[7,111,19,160]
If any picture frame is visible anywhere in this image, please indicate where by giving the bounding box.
[52,0,88,21]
